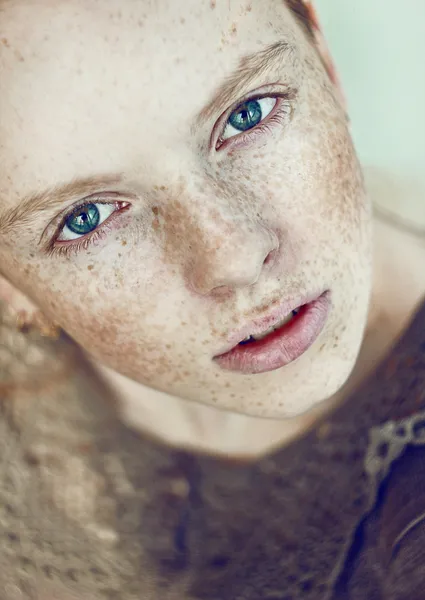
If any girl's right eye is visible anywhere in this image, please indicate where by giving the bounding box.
[58,202,116,241]
[45,198,131,257]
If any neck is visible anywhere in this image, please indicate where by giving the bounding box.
[92,362,336,459]
[90,214,425,460]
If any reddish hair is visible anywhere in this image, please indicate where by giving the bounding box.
[285,0,315,40]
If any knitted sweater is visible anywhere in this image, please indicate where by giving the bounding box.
[1,298,424,599]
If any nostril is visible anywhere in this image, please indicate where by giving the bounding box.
[264,249,275,265]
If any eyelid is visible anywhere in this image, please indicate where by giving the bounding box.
[210,84,297,152]
[56,192,124,228]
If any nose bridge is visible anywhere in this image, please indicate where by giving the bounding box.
[192,173,258,241]
[163,178,278,295]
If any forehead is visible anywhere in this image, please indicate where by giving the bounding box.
[0,0,306,204]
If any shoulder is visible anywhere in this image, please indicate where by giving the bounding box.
[335,442,425,599]
[332,295,425,598]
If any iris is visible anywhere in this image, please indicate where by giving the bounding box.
[66,204,100,235]
[228,100,262,132]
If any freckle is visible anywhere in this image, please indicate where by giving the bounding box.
[230,394,236,398]
[210,0,216,8]
[152,206,159,216]
[230,22,237,36]
[121,240,127,246]
[319,343,325,351]
[1,38,9,47]
[180,17,185,23]
[87,265,94,271]
[166,344,171,349]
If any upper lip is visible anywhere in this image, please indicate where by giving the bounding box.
[214,289,328,357]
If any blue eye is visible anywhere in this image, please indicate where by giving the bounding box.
[228,100,262,131]
[66,203,100,235]
[59,202,117,241]
[221,97,277,141]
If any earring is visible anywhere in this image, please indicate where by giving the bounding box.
[15,309,61,339]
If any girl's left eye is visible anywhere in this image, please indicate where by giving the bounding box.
[220,97,277,142]
[58,202,117,241]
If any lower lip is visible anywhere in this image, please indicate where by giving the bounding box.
[213,291,331,375]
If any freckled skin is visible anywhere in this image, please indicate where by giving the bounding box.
[0,0,372,429]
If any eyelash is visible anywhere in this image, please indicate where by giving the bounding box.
[215,93,293,151]
[46,199,130,258]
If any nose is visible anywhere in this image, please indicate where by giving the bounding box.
[185,212,280,296]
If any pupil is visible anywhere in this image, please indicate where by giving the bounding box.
[66,203,100,235]
[229,100,262,132]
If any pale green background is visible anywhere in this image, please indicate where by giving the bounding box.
[316,0,425,226]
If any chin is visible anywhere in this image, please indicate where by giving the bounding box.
[289,364,359,419]
[243,354,359,421]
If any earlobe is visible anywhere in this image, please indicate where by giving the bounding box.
[0,275,61,339]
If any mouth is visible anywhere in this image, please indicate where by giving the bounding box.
[213,290,331,375]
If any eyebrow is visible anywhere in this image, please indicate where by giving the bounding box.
[0,42,296,237]
[0,174,124,236]
[196,40,297,126]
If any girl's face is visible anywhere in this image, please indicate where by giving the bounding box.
[0,0,372,418]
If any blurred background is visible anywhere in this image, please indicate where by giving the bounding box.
[316,0,425,228]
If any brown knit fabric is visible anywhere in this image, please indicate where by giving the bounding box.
[1,297,425,599]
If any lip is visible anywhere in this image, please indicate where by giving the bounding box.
[213,290,331,374]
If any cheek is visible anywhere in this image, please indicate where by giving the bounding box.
[55,293,179,383]
[57,262,201,384]
[301,83,368,225]
[3,247,174,371]
[224,121,365,231]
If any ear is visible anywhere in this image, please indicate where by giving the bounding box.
[0,274,39,315]
[0,274,59,337]
[303,1,347,112]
